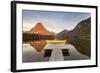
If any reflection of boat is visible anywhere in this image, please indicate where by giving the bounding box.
[46,40,66,44]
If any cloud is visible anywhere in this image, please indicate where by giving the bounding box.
[23,10,90,33]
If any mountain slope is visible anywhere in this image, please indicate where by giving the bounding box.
[56,17,91,57]
[24,22,55,35]
[23,22,55,41]
[68,17,91,57]
[56,29,68,40]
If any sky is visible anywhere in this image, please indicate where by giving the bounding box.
[23,10,90,33]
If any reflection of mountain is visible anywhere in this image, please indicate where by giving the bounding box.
[56,17,91,57]
[24,40,47,52]
[24,22,55,35]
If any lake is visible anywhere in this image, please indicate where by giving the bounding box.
[22,40,90,63]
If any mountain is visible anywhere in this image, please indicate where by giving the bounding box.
[57,29,68,36]
[68,17,91,37]
[56,17,91,39]
[56,29,68,40]
[24,22,55,35]
[69,17,91,57]
[56,17,91,57]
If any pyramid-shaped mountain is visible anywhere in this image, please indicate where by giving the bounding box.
[24,22,55,35]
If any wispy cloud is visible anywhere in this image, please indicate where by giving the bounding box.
[23,10,90,33]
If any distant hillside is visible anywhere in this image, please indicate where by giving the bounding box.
[56,29,68,40]
[68,17,91,37]
[56,17,91,57]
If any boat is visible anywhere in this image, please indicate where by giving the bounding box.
[46,40,66,44]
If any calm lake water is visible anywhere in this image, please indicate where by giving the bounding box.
[22,40,89,63]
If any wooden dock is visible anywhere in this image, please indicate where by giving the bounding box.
[44,44,89,61]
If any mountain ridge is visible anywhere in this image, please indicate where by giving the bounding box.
[56,17,91,39]
[23,22,55,35]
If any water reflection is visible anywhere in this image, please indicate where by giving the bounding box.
[23,40,47,52]
[23,40,90,63]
